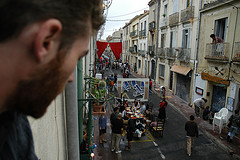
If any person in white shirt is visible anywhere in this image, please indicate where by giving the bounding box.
[193,98,207,118]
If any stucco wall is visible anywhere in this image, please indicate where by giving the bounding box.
[29,93,67,160]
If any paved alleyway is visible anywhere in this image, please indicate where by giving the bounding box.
[93,67,239,160]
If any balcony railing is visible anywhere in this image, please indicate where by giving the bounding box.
[205,43,230,61]
[233,42,240,62]
[166,48,176,59]
[177,48,191,62]
[130,30,138,37]
[169,12,179,26]
[160,17,168,28]
[148,45,155,56]
[139,30,146,38]
[181,6,194,23]
[157,48,166,58]
[129,47,134,52]
[138,50,146,57]
[149,21,155,31]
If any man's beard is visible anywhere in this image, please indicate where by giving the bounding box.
[5,54,68,118]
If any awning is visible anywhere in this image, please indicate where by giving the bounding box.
[170,65,191,76]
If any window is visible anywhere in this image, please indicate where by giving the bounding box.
[138,60,141,68]
[141,23,143,31]
[164,4,168,17]
[144,21,146,30]
[170,31,176,48]
[159,64,165,78]
[161,33,166,48]
[215,18,228,41]
[126,26,128,35]
[186,0,191,8]
[182,29,190,48]
[173,0,178,13]
[153,10,155,20]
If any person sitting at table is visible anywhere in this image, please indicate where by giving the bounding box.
[122,104,128,120]
[140,102,146,114]
[133,99,140,109]
[145,109,154,128]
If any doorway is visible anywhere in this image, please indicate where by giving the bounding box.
[211,85,227,112]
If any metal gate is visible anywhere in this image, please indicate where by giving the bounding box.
[175,73,191,102]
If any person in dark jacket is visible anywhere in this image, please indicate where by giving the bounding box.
[227,109,240,143]
[185,115,198,157]
[125,113,135,151]
[111,113,123,154]
[158,99,167,121]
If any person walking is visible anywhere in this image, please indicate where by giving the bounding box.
[185,115,198,157]
[125,113,135,151]
[158,99,167,122]
[193,98,207,118]
[227,109,240,143]
[111,113,123,154]
[99,113,107,144]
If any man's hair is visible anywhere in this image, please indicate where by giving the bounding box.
[202,98,207,102]
[0,0,104,48]
[235,109,239,115]
[210,34,215,38]
[113,107,119,112]
[190,115,195,121]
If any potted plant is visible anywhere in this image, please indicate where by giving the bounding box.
[162,13,166,17]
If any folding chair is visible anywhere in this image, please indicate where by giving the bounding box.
[131,80,137,89]
[133,84,144,97]
[140,81,144,89]
[152,120,164,137]
[122,81,130,92]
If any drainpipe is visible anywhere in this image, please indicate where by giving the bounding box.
[228,6,239,82]
[77,59,83,152]
[192,0,202,102]
[155,0,161,80]
[65,69,80,160]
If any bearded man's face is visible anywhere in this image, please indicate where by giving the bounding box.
[5,55,67,118]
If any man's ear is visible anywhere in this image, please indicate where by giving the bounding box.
[34,19,62,62]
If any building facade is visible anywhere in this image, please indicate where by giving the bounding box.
[195,0,240,113]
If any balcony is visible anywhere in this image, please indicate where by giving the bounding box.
[181,6,194,23]
[233,42,240,62]
[204,43,230,61]
[160,17,168,28]
[166,48,176,59]
[138,50,146,57]
[157,48,166,58]
[139,30,146,38]
[149,21,155,31]
[130,30,138,37]
[177,48,191,62]
[148,45,155,56]
[169,12,179,26]
[129,47,134,52]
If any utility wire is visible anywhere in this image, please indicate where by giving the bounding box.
[106,19,131,21]
[107,7,148,18]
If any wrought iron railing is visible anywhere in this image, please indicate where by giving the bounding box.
[149,21,155,31]
[157,48,166,58]
[169,12,179,26]
[177,48,191,62]
[130,30,138,37]
[160,17,168,28]
[205,43,230,60]
[233,42,240,62]
[166,48,176,58]
[181,6,194,23]
[148,45,155,56]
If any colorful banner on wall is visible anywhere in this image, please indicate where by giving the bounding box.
[96,41,122,60]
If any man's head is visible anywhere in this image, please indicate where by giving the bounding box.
[146,109,150,114]
[202,98,207,103]
[114,107,119,113]
[235,109,239,115]
[210,34,216,39]
[0,0,104,118]
[190,115,195,121]
[117,113,122,119]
